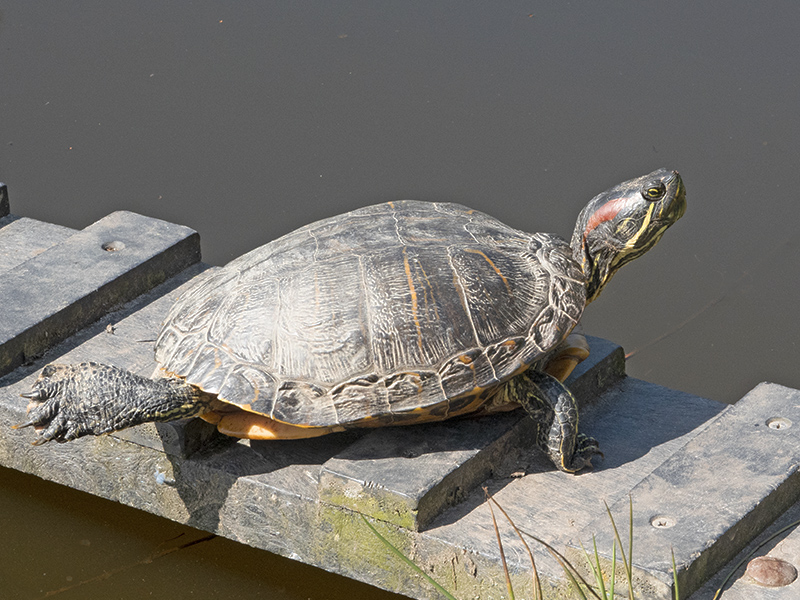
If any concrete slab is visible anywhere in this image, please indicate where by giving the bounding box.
[0,211,200,377]
[566,382,800,599]
[0,215,76,274]
[318,336,625,532]
[2,208,800,599]
[417,376,728,599]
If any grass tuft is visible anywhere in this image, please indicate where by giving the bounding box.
[363,493,697,599]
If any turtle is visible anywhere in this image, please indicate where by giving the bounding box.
[16,168,686,473]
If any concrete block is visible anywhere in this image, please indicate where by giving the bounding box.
[0,183,8,217]
[318,336,625,531]
[0,216,76,274]
[0,211,200,377]
[569,382,800,599]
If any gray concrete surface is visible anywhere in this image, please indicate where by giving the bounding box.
[2,201,800,599]
[0,209,200,377]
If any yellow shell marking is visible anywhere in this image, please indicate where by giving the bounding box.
[402,247,425,355]
[464,248,511,293]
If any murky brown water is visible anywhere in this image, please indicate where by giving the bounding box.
[1,2,798,598]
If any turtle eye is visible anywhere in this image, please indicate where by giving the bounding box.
[641,181,666,201]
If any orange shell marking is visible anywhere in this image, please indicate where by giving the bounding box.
[463,248,511,293]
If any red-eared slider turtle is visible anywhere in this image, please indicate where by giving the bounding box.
[17,169,686,472]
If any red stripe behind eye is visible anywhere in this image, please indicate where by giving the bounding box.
[583,196,630,240]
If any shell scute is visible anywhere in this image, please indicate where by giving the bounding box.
[439,347,500,400]
[271,380,332,425]
[384,370,442,413]
[328,375,391,426]
[484,336,528,378]
[178,343,234,395]
[166,268,238,334]
[217,364,279,416]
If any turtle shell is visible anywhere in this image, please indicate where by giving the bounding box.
[154,200,586,427]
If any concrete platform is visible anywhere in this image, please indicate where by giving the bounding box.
[1,186,799,599]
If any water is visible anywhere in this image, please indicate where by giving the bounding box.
[1,2,798,598]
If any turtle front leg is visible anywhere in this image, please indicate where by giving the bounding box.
[15,362,209,444]
[504,369,601,473]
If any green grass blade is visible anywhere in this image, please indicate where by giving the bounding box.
[484,490,542,600]
[576,540,602,600]
[361,515,459,600]
[609,539,616,600]
[671,547,680,600]
[486,494,516,600]
[604,499,634,600]
[590,535,608,598]
[517,526,602,600]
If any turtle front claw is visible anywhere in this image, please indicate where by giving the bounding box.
[18,365,63,409]
[14,368,65,434]
[14,399,79,445]
[13,400,61,432]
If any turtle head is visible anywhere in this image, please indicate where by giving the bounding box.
[570,168,686,303]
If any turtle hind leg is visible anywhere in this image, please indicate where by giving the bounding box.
[504,369,601,473]
[15,362,209,444]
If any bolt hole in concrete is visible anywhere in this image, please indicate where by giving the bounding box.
[101,241,125,252]
[766,417,792,430]
[650,515,676,529]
